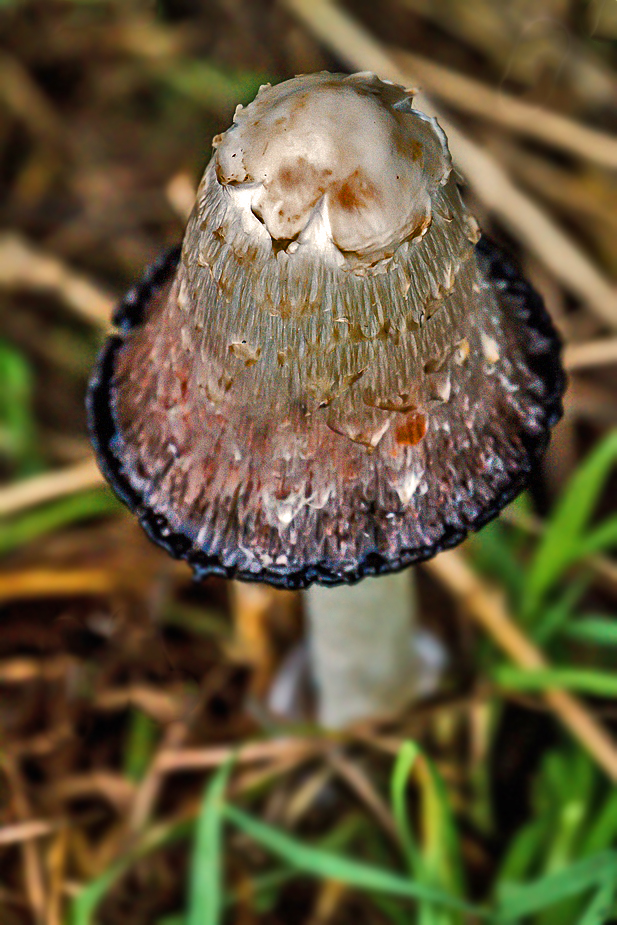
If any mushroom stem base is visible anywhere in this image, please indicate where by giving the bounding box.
[305,570,419,728]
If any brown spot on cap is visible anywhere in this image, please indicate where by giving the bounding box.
[395,412,428,446]
[333,169,380,213]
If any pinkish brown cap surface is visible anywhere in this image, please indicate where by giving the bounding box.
[88,72,564,588]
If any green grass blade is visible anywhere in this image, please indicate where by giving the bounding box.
[124,710,158,783]
[156,61,270,112]
[581,788,617,857]
[223,804,484,916]
[70,820,192,925]
[496,852,617,920]
[578,516,617,557]
[494,666,617,697]
[576,874,616,925]
[416,751,466,925]
[468,519,526,605]
[71,858,129,925]
[0,340,39,475]
[564,617,617,647]
[390,740,421,875]
[496,818,549,884]
[0,488,121,555]
[522,431,617,619]
[187,759,233,925]
[533,578,588,644]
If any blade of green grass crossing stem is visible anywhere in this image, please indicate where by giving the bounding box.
[522,432,617,620]
[0,489,121,556]
[187,758,233,925]
[223,804,485,917]
[390,740,422,875]
[493,666,617,697]
[565,617,617,647]
[496,852,617,921]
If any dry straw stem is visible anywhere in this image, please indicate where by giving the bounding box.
[129,735,321,830]
[94,685,183,724]
[0,569,112,602]
[0,819,59,848]
[0,655,75,684]
[564,337,617,371]
[0,52,66,144]
[391,49,617,172]
[53,772,136,813]
[0,232,112,328]
[283,0,617,330]
[0,457,104,518]
[327,749,399,843]
[154,737,320,775]
[426,549,617,783]
[2,755,48,923]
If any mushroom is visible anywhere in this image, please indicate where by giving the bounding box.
[87,72,564,726]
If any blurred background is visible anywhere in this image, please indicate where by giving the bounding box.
[1,1,617,923]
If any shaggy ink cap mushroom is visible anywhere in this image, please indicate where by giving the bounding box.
[87,72,565,589]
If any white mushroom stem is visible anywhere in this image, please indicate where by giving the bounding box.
[305,570,419,728]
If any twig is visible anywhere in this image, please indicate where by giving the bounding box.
[0,819,58,847]
[129,734,321,832]
[565,338,617,371]
[95,685,184,724]
[425,549,617,782]
[46,825,69,925]
[0,569,112,602]
[0,233,113,328]
[2,756,48,924]
[391,49,617,172]
[154,737,321,774]
[327,749,399,844]
[282,0,617,330]
[0,655,75,684]
[0,458,104,518]
[53,772,135,812]
[0,53,65,144]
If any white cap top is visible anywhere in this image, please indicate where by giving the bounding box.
[213,72,451,266]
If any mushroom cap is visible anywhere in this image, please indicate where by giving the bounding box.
[87,73,565,589]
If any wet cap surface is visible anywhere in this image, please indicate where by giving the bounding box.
[87,73,565,590]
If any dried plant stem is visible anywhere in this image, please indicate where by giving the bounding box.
[0,232,112,328]
[0,569,112,602]
[0,457,103,518]
[2,756,48,924]
[154,737,319,774]
[283,0,617,330]
[425,549,617,782]
[0,819,58,847]
[327,749,399,843]
[392,49,617,172]
[565,338,617,371]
